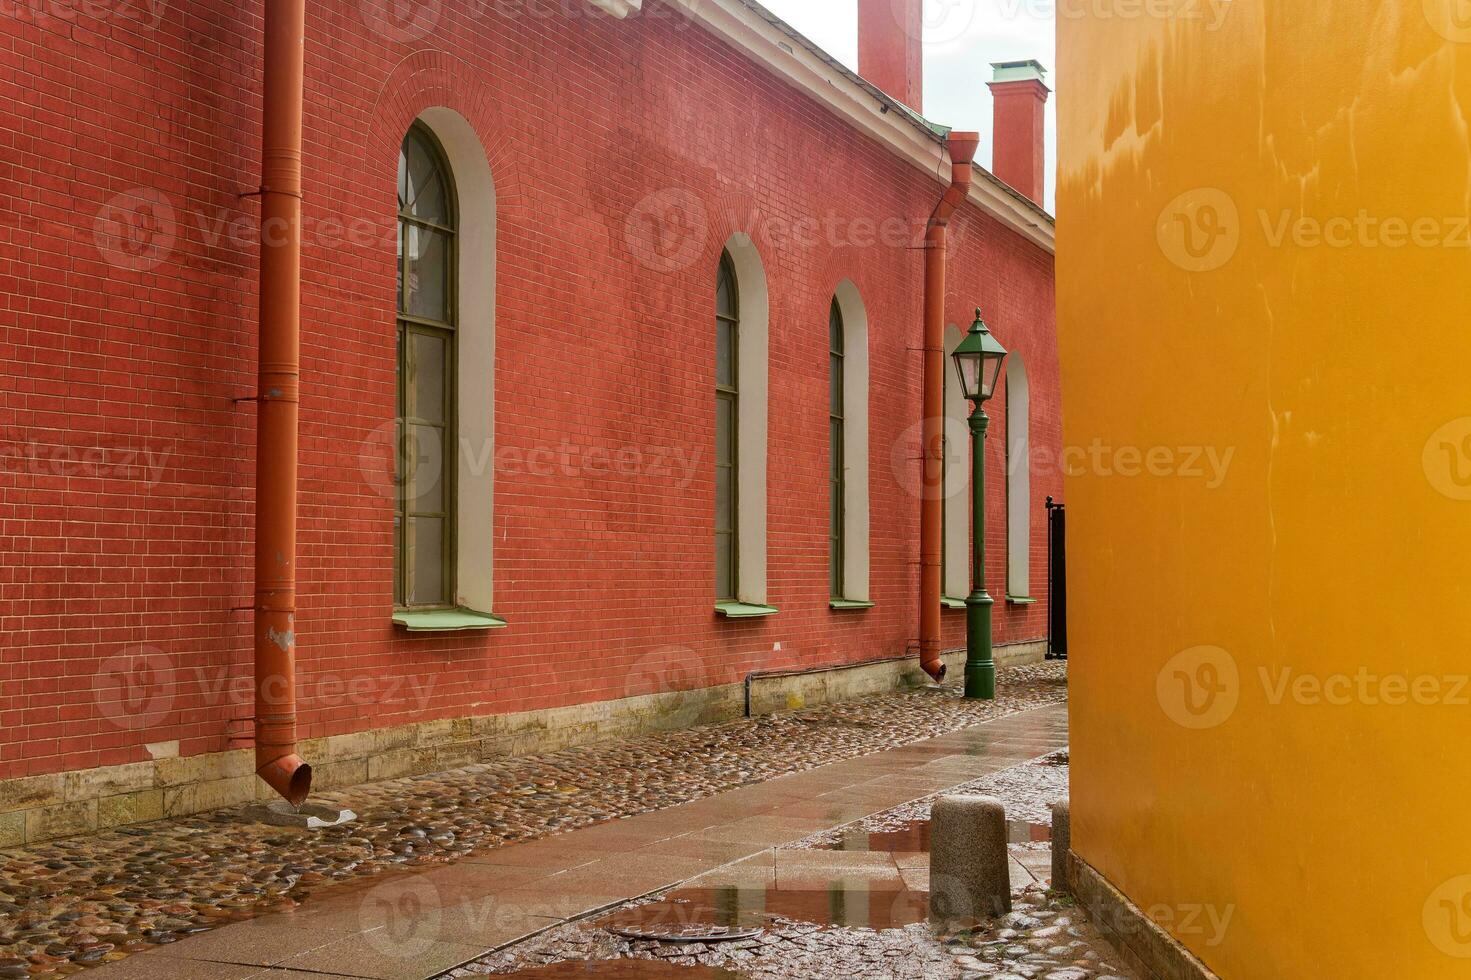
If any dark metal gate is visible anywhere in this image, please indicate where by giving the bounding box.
[1046,497,1068,660]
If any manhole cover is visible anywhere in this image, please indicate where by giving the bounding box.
[607,924,762,944]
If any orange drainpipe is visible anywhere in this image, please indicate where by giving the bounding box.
[919,131,980,682]
[253,0,312,807]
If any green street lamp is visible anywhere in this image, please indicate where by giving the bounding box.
[951,308,1008,701]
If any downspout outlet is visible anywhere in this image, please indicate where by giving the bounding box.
[257,752,312,808]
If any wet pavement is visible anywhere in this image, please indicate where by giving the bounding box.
[790,750,1071,852]
[454,746,1131,980]
[27,666,1067,978]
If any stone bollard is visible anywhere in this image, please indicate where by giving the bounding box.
[929,794,1011,923]
[1051,799,1071,893]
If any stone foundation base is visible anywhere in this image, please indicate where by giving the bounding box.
[1067,852,1223,980]
[0,640,1047,847]
[746,640,1047,715]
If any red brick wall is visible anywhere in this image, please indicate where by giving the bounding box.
[0,0,1059,779]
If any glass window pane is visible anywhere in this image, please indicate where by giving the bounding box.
[717,259,735,317]
[716,396,734,465]
[405,424,445,513]
[402,133,450,226]
[830,354,843,416]
[716,466,734,532]
[830,302,843,352]
[397,146,409,211]
[716,319,735,388]
[405,226,450,321]
[410,516,445,605]
[830,542,841,596]
[715,533,734,600]
[394,511,403,606]
[396,221,405,313]
[410,332,447,424]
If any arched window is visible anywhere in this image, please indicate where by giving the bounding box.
[1006,356,1032,598]
[713,234,771,614]
[396,123,458,608]
[830,281,870,607]
[715,250,739,601]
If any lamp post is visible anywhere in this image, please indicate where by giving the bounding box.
[951,308,1008,700]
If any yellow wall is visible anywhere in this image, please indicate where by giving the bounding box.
[1057,4,1471,977]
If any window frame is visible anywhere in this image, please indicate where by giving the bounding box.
[715,250,740,603]
[395,122,460,611]
[829,297,846,600]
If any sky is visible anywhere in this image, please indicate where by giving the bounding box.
[758,0,1057,212]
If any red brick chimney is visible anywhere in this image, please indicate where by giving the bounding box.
[987,60,1049,206]
[858,0,923,113]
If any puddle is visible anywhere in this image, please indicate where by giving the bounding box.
[598,885,931,933]
[825,818,1049,853]
[498,962,744,978]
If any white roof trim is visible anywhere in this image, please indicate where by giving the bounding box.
[666,0,1054,253]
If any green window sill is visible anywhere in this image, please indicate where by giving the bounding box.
[393,608,508,632]
[941,596,967,610]
[1007,595,1039,605]
[830,599,875,611]
[715,602,779,619]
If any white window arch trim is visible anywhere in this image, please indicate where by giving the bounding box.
[1005,354,1032,599]
[831,280,870,605]
[410,107,499,624]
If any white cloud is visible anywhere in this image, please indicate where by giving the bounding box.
[757,0,1057,212]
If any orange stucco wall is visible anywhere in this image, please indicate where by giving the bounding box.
[1058,4,1471,977]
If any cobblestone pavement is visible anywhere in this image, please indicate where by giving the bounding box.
[0,663,1066,977]
[455,886,1127,980]
[451,747,1134,980]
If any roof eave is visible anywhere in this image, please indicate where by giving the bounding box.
[668,0,1055,253]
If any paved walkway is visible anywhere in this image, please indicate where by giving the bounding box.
[92,703,1069,980]
[1,663,1066,978]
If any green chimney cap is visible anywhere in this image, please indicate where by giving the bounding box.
[990,60,1049,85]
